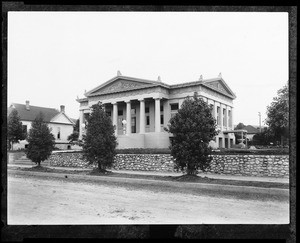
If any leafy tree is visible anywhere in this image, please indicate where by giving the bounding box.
[265,83,289,146]
[234,122,247,144]
[74,119,79,132]
[67,131,79,143]
[82,103,117,172]
[165,93,218,175]
[8,109,26,150]
[26,112,55,166]
[252,128,276,146]
[235,122,246,130]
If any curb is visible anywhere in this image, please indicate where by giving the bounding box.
[8,169,289,197]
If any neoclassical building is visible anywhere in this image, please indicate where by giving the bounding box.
[77,72,236,149]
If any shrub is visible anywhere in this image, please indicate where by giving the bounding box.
[165,93,217,175]
[26,112,55,166]
[82,103,117,172]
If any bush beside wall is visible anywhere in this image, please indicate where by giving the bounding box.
[47,152,289,178]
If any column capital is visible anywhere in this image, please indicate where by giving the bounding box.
[111,101,118,105]
[124,99,131,103]
[138,98,145,102]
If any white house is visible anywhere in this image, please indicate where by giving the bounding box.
[77,72,237,149]
[8,101,75,150]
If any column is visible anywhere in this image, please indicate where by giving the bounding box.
[220,103,224,131]
[226,105,229,130]
[79,110,84,140]
[214,101,218,123]
[112,102,118,136]
[139,98,145,134]
[155,98,161,133]
[231,107,234,130]
[126,100,131,135]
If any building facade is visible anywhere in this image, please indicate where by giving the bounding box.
[8,101,75,150]
[77,72,236,149]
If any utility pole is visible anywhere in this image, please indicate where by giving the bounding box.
[258,112,261,133]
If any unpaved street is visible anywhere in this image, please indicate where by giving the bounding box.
[7,172,289,225]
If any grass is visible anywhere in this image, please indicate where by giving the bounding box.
[16,166,289,189]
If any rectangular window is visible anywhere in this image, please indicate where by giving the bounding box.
[209,104,214,116]
[228,110,232,127]
[170,103,179,111]
[146,116,150,125]
[57,127,61,139]
[118,110,123,116]
[22,125,27,134]
[160,105,164,112]
[145,107,149,113]
[131,108,136,115]
[160,115,164,125]
[223,109,226,126]
[106,111,111,117]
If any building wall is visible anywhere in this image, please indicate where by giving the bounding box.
[48,152,289,178]
[79,81,235,149]
[12,120,73,150]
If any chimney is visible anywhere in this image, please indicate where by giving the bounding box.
[60,105,65,113]
[157,76,161,82]
[25,100,30,110]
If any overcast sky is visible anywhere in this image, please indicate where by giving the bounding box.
[8,11,288,126]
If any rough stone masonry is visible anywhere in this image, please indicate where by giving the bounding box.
[47,152,289,178]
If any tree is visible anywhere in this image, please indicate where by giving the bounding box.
[235,122,246,130]
[82,103,117,172]
[252,127,276,146]
[8,109,26,150]
[74,119,79,132]
[265,83,289,146]
[26,112,55,166]
[67,119,80,145]
[234,122,246,144]
[165,93,218,175]
[67,131,79,143]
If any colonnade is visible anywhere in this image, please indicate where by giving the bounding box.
[79,96,233,140]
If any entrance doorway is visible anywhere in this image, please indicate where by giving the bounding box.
[218,137,223,148]
[225,138,228,148]
[131,117,136,133]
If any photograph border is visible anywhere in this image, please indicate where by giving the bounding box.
[1,2,296,241]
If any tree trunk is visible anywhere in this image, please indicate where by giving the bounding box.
[187,167,197,175]
[37,161,41,167]
[98,162,106,173]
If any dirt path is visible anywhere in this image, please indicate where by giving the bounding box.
[7,173,289,225]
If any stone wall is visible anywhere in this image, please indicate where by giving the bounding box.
[47,152,289,178]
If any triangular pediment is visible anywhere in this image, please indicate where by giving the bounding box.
[203,79,236,98]
[51,113,74,125]
[87,77,157,96]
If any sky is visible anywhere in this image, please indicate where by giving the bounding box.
[8,11,288,126]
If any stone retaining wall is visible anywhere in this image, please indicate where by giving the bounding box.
[47,152,289,178]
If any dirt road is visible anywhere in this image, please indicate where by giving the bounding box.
[7,172,289,225]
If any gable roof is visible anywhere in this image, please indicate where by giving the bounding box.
[8,103,74,124]
[85,75,170,97]
[50,112,75,125]
[243,125,260,134]
[83,74,236,99]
